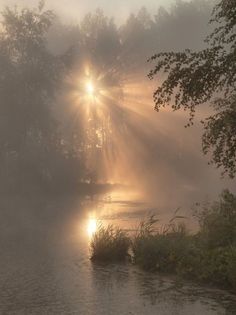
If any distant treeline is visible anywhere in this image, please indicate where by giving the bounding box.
[0,1,213,193]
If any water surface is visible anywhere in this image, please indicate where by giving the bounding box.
[0,191,235,314]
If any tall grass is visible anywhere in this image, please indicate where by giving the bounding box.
[90,224,130,262]
[131,214,191,272]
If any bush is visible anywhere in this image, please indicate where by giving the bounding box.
[178,246,236,287]
[90,224,130,262]
[198,247,236,288]
[195,189,236,248]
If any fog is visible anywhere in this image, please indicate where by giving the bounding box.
[0,0,234,211]
[0,0,187,23]
[1,2,236,313]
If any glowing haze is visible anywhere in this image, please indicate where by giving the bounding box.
[0,0,234,211]
[0,0,188,22]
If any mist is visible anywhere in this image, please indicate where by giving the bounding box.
[0,0,234,212]
[0,0,188,23]
[1,0,236,313]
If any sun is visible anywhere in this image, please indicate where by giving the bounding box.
[86,81,95,96]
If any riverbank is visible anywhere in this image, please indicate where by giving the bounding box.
[90,190,236,292]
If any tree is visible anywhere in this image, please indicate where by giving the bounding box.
[80,9,121,66]
[0,3,65,190]
[119,8,155,72]
[148,0,236,178]
[153,1,212,51]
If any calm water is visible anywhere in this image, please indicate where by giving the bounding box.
[0,190,235,315]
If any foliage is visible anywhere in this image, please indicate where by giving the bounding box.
[179,246,236,288]
[0,4,61,190]
[0,4,58,143]
[194,189,236,248]
[90,224,130,262]
[0,4,88,192]
[80,9,121,66]
[148,0,236,177]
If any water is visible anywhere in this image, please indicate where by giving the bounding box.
[0,191,235,315]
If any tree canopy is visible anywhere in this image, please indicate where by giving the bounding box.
[148,0,236,178]
[0,3,83,192]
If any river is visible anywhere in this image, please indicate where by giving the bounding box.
[0,189,235,315]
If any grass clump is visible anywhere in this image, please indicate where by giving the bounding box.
[131,214,192,272]
[90,224,130,262]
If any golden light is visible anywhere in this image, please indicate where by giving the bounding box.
[87,218,97,237]
[86,81,95,96]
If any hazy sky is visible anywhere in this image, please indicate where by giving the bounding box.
[0,0,186,22]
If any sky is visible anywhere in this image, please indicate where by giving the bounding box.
[0,0,186,23]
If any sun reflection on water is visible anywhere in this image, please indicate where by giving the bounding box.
[87,218,98,237]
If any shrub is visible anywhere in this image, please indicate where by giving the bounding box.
[195,189,236,249]
[197,247,236,288]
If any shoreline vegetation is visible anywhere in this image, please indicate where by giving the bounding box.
[90,190,236,292]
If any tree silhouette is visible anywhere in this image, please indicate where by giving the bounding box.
[0,4,66,191]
